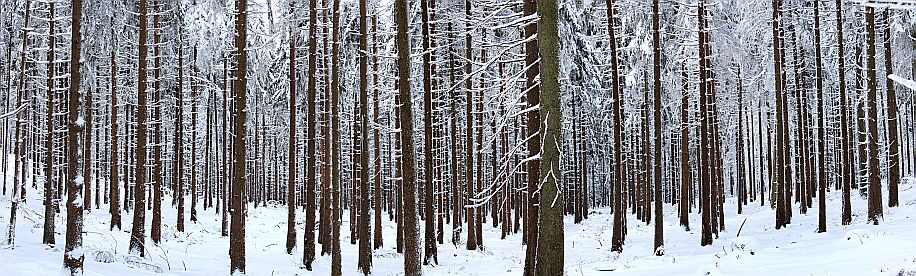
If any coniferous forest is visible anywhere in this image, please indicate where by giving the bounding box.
[1,0,916,275]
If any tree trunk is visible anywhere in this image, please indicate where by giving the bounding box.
[651,0,664,256]
[881,8,899,208]
[522,0,541,273]
[864,6,883,225]
[285,0,297,255]
[303,0,318,268]
[357,0,373,272]
[129,0,150,256]
[63,0,85,271]
[393,0,420,274]
[421,0,438,265]
[535,0,564,272]
[229,0,249,272]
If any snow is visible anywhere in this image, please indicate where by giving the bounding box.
[889,74,916,91]
[2,157,916,275]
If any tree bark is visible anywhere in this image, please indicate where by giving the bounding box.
[229,0,249,272]
[63,0,85,271]
[393,0,420,274]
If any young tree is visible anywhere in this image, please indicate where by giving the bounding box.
[63,0,85,272]
[229,0,249,272]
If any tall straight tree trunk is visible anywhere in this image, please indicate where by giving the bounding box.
[129,0,150,256]
[42,0,56,246]
[229,0,249,272]
[464,0,478,252]
[421,0,438,265]
[771,0,788,230]
[109,50,121,230]
[835,0,852,225]
[864,6,883,224]
[679,67,690,231]
[175,44,185,233]
[535,0,564,273]
[881,9,899,208]
[522,0,541,273]
[63,0,85,271]
[330,0,343,273]
[150,0,162,244]
[698,0,713,245]
[651,0,664,256]
[357,0,373,272]
[285,0,297,255]
[393,0,420,274]
[303,0,318,268]
[190,47,200,223]
[607,0,626,253]
[372,14,384,251]
[813,0,827,233]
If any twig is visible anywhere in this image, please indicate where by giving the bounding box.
[736,218,748,238]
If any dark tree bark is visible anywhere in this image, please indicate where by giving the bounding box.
[229,0,249,272]
[421,0,438,265]
[835,0,852,226]
[357,0,373,272]
[393,0,420,274]
[175,43,186,233]
[285,0,297,255]
[651,0,664,256]
[63,0,85,272]
[129,0,150,256]
[372,14,384,251]
[464,0,478,252]
[150,0,162,244]
[813,0,827,233]
[330,0,343,273]
[679,67,690,232]
[522,0,541,273]
[607,0,626,253]
[881,8,899,208]
[303,0,318,268]
[864,6,883,224]
[109,49,121,230]
[42,0,56,247]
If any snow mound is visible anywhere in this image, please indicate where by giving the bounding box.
[843,229,876,245]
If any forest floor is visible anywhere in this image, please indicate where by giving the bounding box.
[2,174,916,275]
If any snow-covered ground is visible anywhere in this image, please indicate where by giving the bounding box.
[2,172,916,275]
